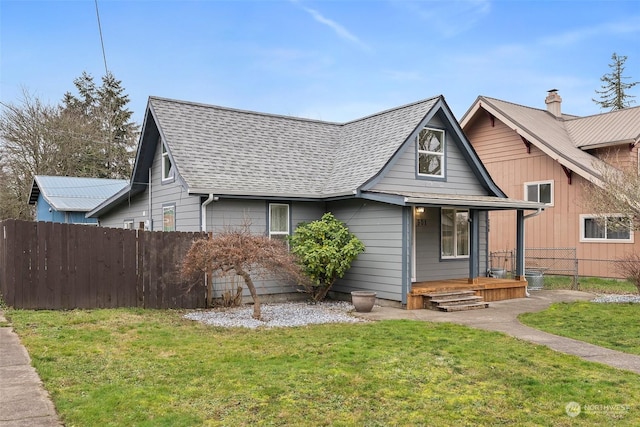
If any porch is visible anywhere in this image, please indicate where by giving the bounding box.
[407,277,528,310]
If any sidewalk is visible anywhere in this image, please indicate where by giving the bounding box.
[0,310,62,427]
[353,289,640,375]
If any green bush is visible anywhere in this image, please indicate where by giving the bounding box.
[290,213,365,302]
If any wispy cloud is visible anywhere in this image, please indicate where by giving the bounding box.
[295,3,372,52]
[539,15,640,48]
[395,0,491,38]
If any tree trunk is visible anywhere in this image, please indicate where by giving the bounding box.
[237,267,261,319]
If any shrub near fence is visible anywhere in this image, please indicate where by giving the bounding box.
[0,220,206,309]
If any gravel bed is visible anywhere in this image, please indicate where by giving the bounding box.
[591,294,640,304]
[184,301,369,329]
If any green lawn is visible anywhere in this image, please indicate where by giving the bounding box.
[7,308,640,426]
[543,275,638,294]
[520,301,640,356]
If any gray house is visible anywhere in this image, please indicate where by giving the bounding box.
[89,96,543,307]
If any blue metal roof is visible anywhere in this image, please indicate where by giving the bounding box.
[29,176,129,212]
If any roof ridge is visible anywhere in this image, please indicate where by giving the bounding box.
[480,96,580,121]
[149,96,342,126]
[570,104,640,120]
[342,96,441,125]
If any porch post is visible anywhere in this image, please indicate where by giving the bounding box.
[515,209,525,279]
[468,209,480,284]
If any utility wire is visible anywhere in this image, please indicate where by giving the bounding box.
[95,0,109,75]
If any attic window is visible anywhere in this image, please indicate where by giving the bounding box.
[417,128,445,178]
[162,142,173,181]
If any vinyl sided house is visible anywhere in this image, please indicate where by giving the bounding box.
[461,91,640,278]
[28,175,128,224]
[89,96,544,308]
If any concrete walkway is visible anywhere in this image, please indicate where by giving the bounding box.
[354,289,640,375]
[0,310,62,427]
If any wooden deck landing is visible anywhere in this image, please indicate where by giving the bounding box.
[407,277,527,310]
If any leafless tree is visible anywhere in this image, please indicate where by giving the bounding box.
[181,227,306,320]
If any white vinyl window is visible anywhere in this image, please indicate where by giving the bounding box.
[269,203,289,243]
[417,127,445,178]
[580,214,633,242]
[441,208,469,258]
[163,205,176,232]
[162,142,173,181]
[123,219,134,230]
[525,180,554,205]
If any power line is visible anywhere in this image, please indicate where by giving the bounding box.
[95,0,109,75]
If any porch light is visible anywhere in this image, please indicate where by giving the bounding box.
[415,207,425,213]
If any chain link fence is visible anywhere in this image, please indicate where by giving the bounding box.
[489,248,579,289]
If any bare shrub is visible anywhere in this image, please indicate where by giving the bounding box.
[617,253,640,294]
[181,227,306,319]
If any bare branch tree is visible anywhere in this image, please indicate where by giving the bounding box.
[583,155,640,232]
[181,227,306,320]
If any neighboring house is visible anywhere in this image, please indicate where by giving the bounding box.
[461,90,640,278]
[28,175,128,224]
[88,96,543,305]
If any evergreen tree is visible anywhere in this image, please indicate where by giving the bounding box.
[0,72,139,220]
[62,72,139,178]
[593,53,638,111]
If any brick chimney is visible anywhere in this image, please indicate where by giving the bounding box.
[545,89,562,118]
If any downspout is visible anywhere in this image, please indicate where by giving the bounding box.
[201,194,215,232]
[147,168,152,231]
[521,208,544,297]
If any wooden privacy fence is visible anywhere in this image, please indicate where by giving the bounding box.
[0,220,206,309]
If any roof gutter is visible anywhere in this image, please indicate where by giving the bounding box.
[201,194,216,232]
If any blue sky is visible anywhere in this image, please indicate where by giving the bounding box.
[2,0,639,125]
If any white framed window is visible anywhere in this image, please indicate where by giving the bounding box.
[417,127,445,178]
[269,203,289,243]
[580,214,633,243]
[162,142,173,181]
[524,180,554,205]
[441,208,469,258]
[123,219,134,230]
[163,205,176,232]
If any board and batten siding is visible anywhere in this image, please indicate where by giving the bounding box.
[465,113,640,278]
[370,115,487,196]
[328,199,405,302]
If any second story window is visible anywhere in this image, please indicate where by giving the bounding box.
[417,127,445,178]
[525,180,553,205]
[162,142,173,181]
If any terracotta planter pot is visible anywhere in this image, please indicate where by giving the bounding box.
[351,291,376,313]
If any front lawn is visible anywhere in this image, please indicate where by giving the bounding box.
[8,308,640,426]
[543,275,638,294]
[519,301,640,356]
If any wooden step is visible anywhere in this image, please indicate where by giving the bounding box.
[428,295,483,304]
[437,302,490,312]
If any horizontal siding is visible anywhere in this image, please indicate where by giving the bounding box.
[99,136,201,232]
[371,115,487,195]
[98,191,149,229]
[328,200,404,302]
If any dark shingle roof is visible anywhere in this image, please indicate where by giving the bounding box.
[149,96,439,197]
